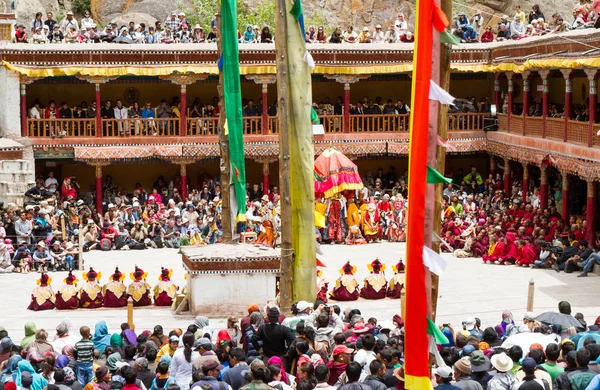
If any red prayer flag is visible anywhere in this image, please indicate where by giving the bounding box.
[432,3,449,32]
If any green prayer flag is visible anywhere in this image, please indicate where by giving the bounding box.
[290,0,302,20]
[427,317,449,345]
[311,107,319,123]
[427,165,452,184]
[221,0,247,222]
[441,29,461,45]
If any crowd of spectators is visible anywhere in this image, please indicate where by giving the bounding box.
[13,11,416,45]
[1,300,600,390]
[452,2,600,44]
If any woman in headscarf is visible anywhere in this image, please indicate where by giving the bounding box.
[267,356,291,386]
[1,355,22,383]
[21,322,37,348]
[109,334,123,357]
[25,330,54,370]
[122,329,137,347]
[61,346,77,371]
[105,353,122,374]
[149,326,167,348]
[16,360,48,390]
[92,321,112,355]
[194,316,213,340]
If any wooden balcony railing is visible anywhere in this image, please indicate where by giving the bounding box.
[546,117,564,140]
[321,115,344,133]
[567,120,588,145]
[349,114,409,133]
[28,118,96,137]
[187,117,219,136]
[526,116,543,137]
[102,118,180,137]
[497,113,508,132]
[594,124,600,147]
[448,112,484,131]
[511,115,524,134]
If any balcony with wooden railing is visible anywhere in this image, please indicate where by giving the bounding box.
[567,120,588,145]
[511,115,524,135]
[546,118,564,140]
[525,116,543,137]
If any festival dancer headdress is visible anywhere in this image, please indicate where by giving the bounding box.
[37,273,51,286]
[367,259,385,274]
[130,265,147,280]
[64,271,77,285]
[111,267,125,282]
[392,260,405,274]
[339,261,356,275]
[159,267,172,281]
[83,267,100,282]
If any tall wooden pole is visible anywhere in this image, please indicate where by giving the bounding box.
[275,0,293,314]
[431,0,452,321]
[216,9,233,244]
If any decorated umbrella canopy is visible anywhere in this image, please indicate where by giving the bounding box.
[314,148,363,198]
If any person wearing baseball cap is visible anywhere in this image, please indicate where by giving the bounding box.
[191,360,230,390]
[281,301,312,334]
[432,366,457,389]
[327,345,354,385]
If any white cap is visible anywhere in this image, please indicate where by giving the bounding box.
[296,301,311,312]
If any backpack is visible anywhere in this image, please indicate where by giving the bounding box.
[99,238,112,251]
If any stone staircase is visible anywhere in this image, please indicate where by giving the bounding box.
[0,160,35,207]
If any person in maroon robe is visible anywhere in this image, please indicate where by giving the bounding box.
[471,230,489,257]
[27,273,55,311]
[127,266,152,307]
[483,236,506,264]
[79,267,103,308]
[387,260,405,299]
[316,269,328,303]
[154,267,178,306]
[360,259,387,300]
[499,232,519,265]
[103,267,127,308]
[55,271,79,310]
[330,261,359,301]
[516,239,537,267]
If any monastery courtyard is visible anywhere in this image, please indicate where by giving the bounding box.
[3,242,599,343]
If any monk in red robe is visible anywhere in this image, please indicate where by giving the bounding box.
[28,273,55,311]
[103,267,127,308]
[79,267,103,308]
[360,259,387,300]
[482,236,505,264]
[55,271,79,310]
[154,267,178,306]
[499,232,519,265]
[330,261,359,301]
[471,230,489,257]
[127,266,152,307]
[387,260,405,299]
[516,239,537,267]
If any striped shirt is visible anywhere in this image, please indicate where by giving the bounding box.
[74,338,95,363]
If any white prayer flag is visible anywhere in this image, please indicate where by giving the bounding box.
[423,246,448,275]
[304,51,316,69]
[429,80,456,105]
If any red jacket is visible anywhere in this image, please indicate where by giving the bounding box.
[44,108,60,119]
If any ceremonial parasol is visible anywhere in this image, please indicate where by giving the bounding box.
[314,148,363,198]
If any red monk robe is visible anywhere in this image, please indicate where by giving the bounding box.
[127,266,152,307]
[79,267,103,308]
[28,273,55,311]
[386,260,405,299]
[483,238,505,264]
[330,261,359,301]
[103,267,127,308]
[360,259,387,300]
[154,267,178,306]
[55,271,79,310]
[316,269,328,303]
[516,241,537,266]
[499,233,519,265]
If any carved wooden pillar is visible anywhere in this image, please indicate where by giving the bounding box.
[245,75,277,134]
[562,173,569,222]
[522,163,529,200]
[538,70,551,138]
[504,158,511,195]
[324,74,370,133]
[585,69,597,147]
[540,164,548,210]
[506,72,514,132]
[522,71,531,135]
[494,74,501,110]
[160,73,209,136]
[561,69,572,143]
[76,76,119,138]
[20,76,41,137]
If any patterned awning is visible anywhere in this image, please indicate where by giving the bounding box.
[74,145,182,161]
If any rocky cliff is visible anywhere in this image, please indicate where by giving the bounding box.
[7,0,573,36]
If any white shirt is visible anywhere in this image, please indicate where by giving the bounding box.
[354,349,377,376]
[45,177,58,193]
[395,19,408,30]
[30,106,41,119]
[170,348,200,390]
[81,17,94,29]
[372,31,385,43]
[52,335,78,353]
[114,106,128,119]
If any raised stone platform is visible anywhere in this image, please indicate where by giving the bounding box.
[181,244,280,315]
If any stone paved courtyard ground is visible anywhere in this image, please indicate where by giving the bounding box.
[2,242,598,343]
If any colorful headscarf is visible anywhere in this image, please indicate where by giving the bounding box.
[16,361,48,390]
[92,321,111,355]
[56,355,69,368]
[122,329,137,346]
[63,367,76,385]
[267,356,289,385]
[110,333,123,347]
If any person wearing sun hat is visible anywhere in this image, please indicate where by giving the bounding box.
[469,350,492,388]
[487,352,516,390]
[453,356,482,389]
[330,261,359,301]
[27,273,55,311]
[79,267,103,308]
[55,271,79,310]
[154,267,178,306]
[103,267,127,307]
[127,266,152,306]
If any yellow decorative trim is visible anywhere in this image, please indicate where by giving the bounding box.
[405,374,433,390]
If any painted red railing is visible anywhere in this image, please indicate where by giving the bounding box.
[497,113,508,132]
[567,120,588,145]
[526,116,543,137]
[546,118,564,140]
[510,115,524,135]
[28,118,96,137]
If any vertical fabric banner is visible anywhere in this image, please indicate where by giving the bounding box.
[287,0,316,302]
[221,0,247,222]
[404,0,434,387]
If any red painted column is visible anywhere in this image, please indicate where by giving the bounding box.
[95,165,103,215]
[262,162,270,198]
[586,71,597,147]
[540,70,550,138]
[504,160,511,196]
[540,165,548,210]
[522,72,530,136]
[343,82,350,133]
[522,164,529,200]
[493,76,501,110]
[561,69,572,143]
[262,83,269,134]
[561,173,569,222]
[180,84,187,137]
[507,74,513,132]
[95,83,102,138]
[20,83,27,137]
[587,180,596,248]
[180,164,188,200]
